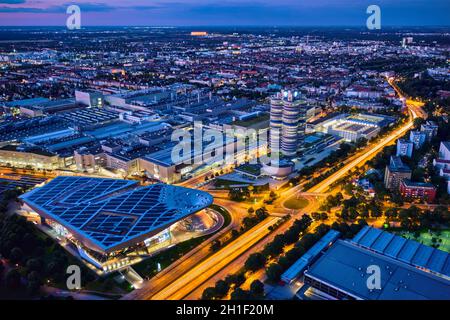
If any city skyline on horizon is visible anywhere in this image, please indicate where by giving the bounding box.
[0,0,449,27]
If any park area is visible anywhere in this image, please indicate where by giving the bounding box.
[398,229,450,253]
[284,196,309,210]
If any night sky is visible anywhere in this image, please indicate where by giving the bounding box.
[0,0,449,26]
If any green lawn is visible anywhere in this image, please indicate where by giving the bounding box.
[399,230,450,253]
[284,196,309,210]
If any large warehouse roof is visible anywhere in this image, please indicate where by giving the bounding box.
[305,240,450,300]
[21,176,213,253]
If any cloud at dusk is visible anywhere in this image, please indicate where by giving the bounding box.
[0,0,448,26]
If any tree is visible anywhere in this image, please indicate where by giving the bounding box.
[269,191,277,199]
[26,258,43,272]
[355,137,368,148]
[385,208,398,219]
[434,206,449,223]
[5,268,21,289]
[255,207,268,221]
[343,183,354,196]
[249,280,265,297]
[391,192,404,206]
[348,207,359,220]
[369,201,382,218]
[245,253,266,272]
[413,117,425,129]
[201,287,217,300]
[266,263,283,283]
[224,273,246,287]
[285,247,305,263]
[229,188,250,202]
[412,168,425,181]
[311,212,321,221]
[230,288,249,300]
[214,280,230,298]
[210,240,221,252]
[10,247,23,264]
[284,227,300,244]
[247,207,255,215]
[263,235,285,257]
[242,216,258,230]
[27,271,42,294]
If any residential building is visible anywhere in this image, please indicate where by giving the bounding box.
[396,139,413,158]
[399,179,437,202]
[384,156,412,190]
[409,130,427,149]
[420,121,438,142]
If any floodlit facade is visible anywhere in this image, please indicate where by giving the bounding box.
[312,113,395,142]
[0,144,61,170]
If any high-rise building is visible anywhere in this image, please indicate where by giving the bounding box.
[420,120,438,142]
[409,130,427,149]
[384,156,412,190]
[396,138,413,158]
[270,90,310,156]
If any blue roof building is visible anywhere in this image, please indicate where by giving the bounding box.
[281,230,340,284]
[302,227,450,300]
[20,176,213,272]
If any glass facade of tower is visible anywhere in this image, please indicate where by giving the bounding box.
[270,90,307,157]
[269,98,283,154]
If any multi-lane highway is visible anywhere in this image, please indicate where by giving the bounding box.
[149,217,280,300]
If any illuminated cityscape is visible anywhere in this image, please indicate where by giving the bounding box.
[0,0,449,311]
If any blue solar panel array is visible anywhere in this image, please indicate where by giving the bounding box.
[351,226,450,278]
[21,176,213,252]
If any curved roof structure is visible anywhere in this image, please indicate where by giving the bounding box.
[20,176,213,253]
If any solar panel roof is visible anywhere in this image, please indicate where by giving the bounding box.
[21,176,213,253]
